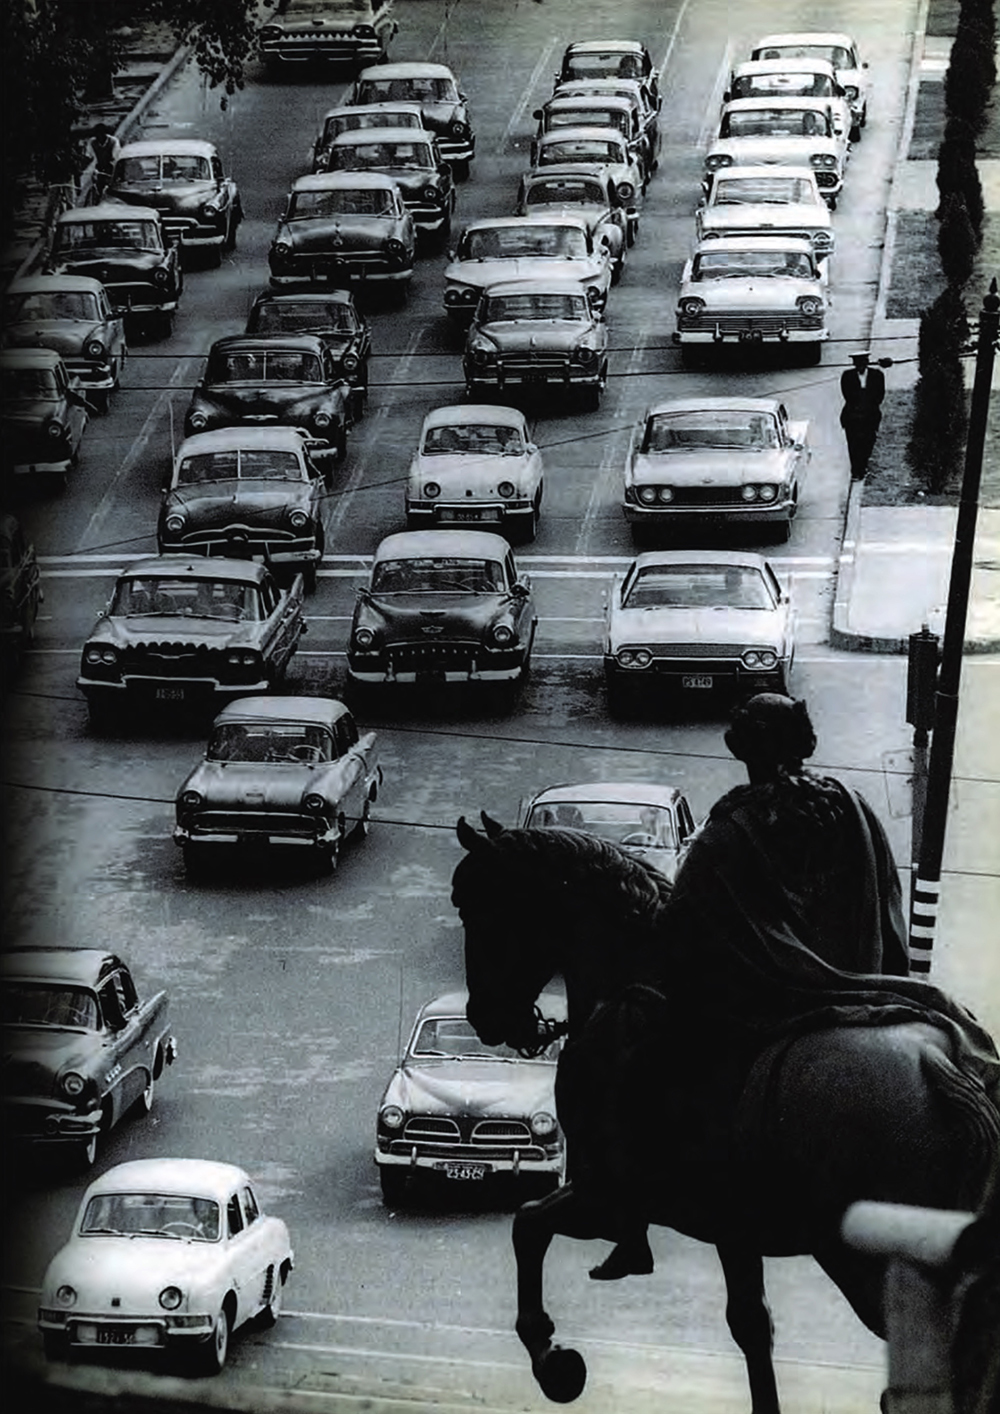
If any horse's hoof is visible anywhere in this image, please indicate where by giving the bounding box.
[534,1345,587,1403]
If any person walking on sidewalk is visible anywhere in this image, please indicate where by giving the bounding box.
[89,124,121,202]
[840,350,886,479]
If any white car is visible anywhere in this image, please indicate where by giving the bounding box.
[603,549,795,715]
[406,404,544,540]
[622,396,809,540]
[518,781,698,883]
[515,165,630,276]
[750,32,869,139]
[673,235,828,365]
[443,215,613,325]
[312,102,425,172]
[706,98,848,207]
[38,1158,293,1375]
[723,57,853,143]
[696,165,834,262]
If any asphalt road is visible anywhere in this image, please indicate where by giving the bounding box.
[4,2,997,1411]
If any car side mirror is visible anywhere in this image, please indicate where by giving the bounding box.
[511,581,529,598]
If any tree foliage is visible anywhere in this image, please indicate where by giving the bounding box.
[907,286,970,495]
[146,0,277,102]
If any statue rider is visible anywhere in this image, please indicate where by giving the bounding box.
[588,692,910,1281]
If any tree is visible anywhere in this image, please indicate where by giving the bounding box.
[146,0,278,103]
[907,287,970,495]
[938,191,978,287]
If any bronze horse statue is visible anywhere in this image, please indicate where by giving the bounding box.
[452,814,999,1413]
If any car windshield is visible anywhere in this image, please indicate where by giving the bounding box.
[564,51,647,81]
[722,108,830,137]
[712,175,815,205]
[176,450,303,484]
[289,188,394,218]
[422,422,524,456]
[461,225,589,259]
[528,799,677,850]
[81,1192,221,1241]
[547,108,625,133]
[4,290,101,322]
[411,1015,558,1061]
[623,564,775,610]
[208,722,333,763]
[2,983,99,1030]
[642,410,780,452]
[115,153,212,185]
[736,73,835,98]
[324,109,421,140]
[483,291,589,322]
[692,249,815,279]
[759,43,854,68]
[207,349,324,383]
[111,575,261,621]
[540,138,624,164]
[1,368,59,400]
[357,76,460,104]
[250,300,357,335]
[53,219,161,252]
[299,0,372,11]
[329,140,434,170]
[525,178,606,207]
[371,556,505,593]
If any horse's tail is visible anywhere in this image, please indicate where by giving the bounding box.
[921,1043,1000,1206]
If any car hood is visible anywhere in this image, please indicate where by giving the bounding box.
[43,1237,225,1305]
[2,1026,100,1097]
[445,257,602,290]
[110,183,218,214]
[521,204,612,236]
[477,320,593,352]
[93,615,245,650]
[411,453,530,491]
[164,481,314,523]
[630,449,791,485]
[681,276,822,309]
[181,760,330,808]
[383,1060,555,1116]
[193,385,334,418]
[610,604,784,645]
[700,203,830,232]
[358,168,438,198]
[2,403,60,427]
[369,593,507,640]
[282,219,396,252]
[48,252,166,279]
[3,321,100,357]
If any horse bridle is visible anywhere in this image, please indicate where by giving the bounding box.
[515,1005,571,1059]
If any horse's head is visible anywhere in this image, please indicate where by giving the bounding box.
[452,812,670,1051]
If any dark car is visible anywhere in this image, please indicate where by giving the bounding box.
[106,138,243,265]
[0,512,43,674]
[1,347,89,487]
[2,274,127,413]
[76,555,306,727]
[464,279,609,411]
[157,427,328,590]
[312,102,424,172]
[347,529,537,702]
[322,128,455,242]
[246,289,371,419]
[1,948,177,1168]
[347,61,475,179]
[554,40,660,103]
[184,335,352,464]
[260,0,398,69]
[174,695,382,874]
[45,203,183,334]
[268,172,416,291]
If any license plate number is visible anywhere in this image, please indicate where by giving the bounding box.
[439,1161,488,1181]
[155,686,186,701]
[739,330,763,343]
[441,508,483,522]
[416,670,446,685]
[681,675,714,689]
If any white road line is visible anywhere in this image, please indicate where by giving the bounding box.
[697,40,735,151]
[502,37,561,146]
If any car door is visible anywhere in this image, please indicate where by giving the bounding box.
[257,572,304,676]
[332,713,367,824]
[222,1186,267,1327]
[95,966,152,1115]
[505,550,536,651]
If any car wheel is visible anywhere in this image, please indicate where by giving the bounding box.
[183,842,210,878]
[350,795,373,841]
[580,380,602,413]
[90,387,110,415]
[257,1264,286,1328]
[379,1165,409,1206]
[799,341,822,367]
[191,1306,230,1376]
[135,1069,156,1116]
[850,122,862,142]
[87,698,118,733]
[611,253,624,286]
[303,562,318,595]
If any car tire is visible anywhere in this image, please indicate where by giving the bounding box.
[379,1165,409,1206]
[350,795,373,841]
[303,562,318,595]
[611,254,624,286]
[183,842,210,878]
[135,1069,156,1116]
[799,341,823,367]
[580,379,602,414]
[90,387,110,415]
[190,1306,231,1376]
[605,673,634,720]
[87,698,119,733]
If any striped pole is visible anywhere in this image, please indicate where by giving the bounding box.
[908,876,940,976]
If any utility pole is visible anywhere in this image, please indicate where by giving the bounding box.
[905,624,939,954]
[909,278,999,976]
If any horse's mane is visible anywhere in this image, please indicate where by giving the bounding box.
[451,822,673,928]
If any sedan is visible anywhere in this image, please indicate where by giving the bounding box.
[106,138,243,263]
[38,1158,293,1374]
[531,126,643,219]
[157,427,327,590]
[554,39,660,102]
[245,288,371,419]
[312,101,425,171]
[723,58,852,142]
[347,61,475,178]
[751,31,869,139]
[2,274,126,412]
[464,279,609,411]
[696,165,834,262]
[174,695,381,874]
[375,990,565,1205]
[322,127,455,241]
[553,77,661,177]
[406,403,544,540]
[347,529,537,701]
[518,781,697,883]
[514,166,630,278]
[531,94,648,183]
[268,171,416,290]
[603,549,795,714]
[706,98,848,206]
[1,347,89,487]
[45,203,183,335]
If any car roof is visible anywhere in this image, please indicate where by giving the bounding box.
[711,164,819,180]
[694,235,815,253]
[463,214,590,234]
[322,102,425,120]
[291,171,401,192]
[421,404,526,431]
[733,57,837,75]
[528,781,685,809]
[629,549,772,571]
[721,96,838,112]
[211,695,351,729]
[175,427,310,458]
[119,555,275,584]
[538,126,626,144]
[329,127,434,145]
[56,202,162,223]
[251,288,355,308]
[374,529,512,561]
[118,138,218,158]
[0,347,66,370]
[480,277,596,298]
[544,94,635,112]
[7,274,108,296]
[755,32,857,50]
[413,988,565,1024]
[1,948,127,986]
[81,1158,252,1202]
[565,40,649,56]
[645,396,782,418]
[208,333,328,356]
[357,61,457,80]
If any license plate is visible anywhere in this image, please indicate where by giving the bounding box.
[96,1327,136,1346]
[444,509,484,522]
[155,686,186,701]
[523,371,547,384]
[439,1161,488,1181]
[416,669,446,684]
[739,330,763,343]
[681,675,714,689]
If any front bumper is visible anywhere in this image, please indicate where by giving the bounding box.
[160,216,226,249]
[622,498,795,526]
[78,675,272,706]
[38,1309,216,1349]
[4,1098,103,1146]
[348,650,527,685]
[174,813,339,850]
[262,38,387,66]
[605,655,787,692]
[6,452,74,476]
[269,257,411,286]
[465,363,602,393]
[156,532,322,566]
[406,500,534,528]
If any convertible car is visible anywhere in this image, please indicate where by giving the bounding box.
[375,989,565,1204]
[76,555,306,726]
[38,1158,292,1373]
[174,695,381,874]
[2,948,176,1168]
[518,780,697,882]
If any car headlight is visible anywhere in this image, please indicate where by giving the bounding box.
[386,238,405,257]
[55,1286,77,1308]
[165,512,185,534]
[637,486,658,505]
[153,267,169,285]
[705,153,732,170]
[84,645,117,665]
[289,509,310,529]
[423,184,440,203]
[181,789,203,809]
[303,792,327,813]
[422,481,440,498]
[617,648,652,668]
[585,285,603,305]
[356,24,376,39]
[491,622,515,647]
[573,344,597,365]
[354,627,376,648]
[497,480,515,499]
[260,24,281,40]
[46,420,65,439]
[60,1071,86,1098]
[844,85,859,101]
[313,410,331,429]
[655,486,673,503]
[159,1287,184,1311]
[85,338,106,360]
[342,352,359,373]
[757,484,779,503]
[810,153,837,168]
[742,648,778,669]
[226,650,260,667]
[741,485,759,502]
[797,295,823,315]
[445,286,478,306]
[530,1111,557,1137]
[380,1105,404,1130]
[450,119,469,138]
[813,231,833,250]
[202,200,222,218]
[188,410,208,431]
[617,181,635,202]
[679,297,705,317]
[470,343,495,365]
[273,241,291,258]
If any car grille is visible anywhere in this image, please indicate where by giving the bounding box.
[118,645,235,681]
[189,810,316,837]
[658,486,779,507]
[263,34,383,63]
[290,253,401,279]
[386,1114,547,1162]
[678,311,823,334]
[168,528,304,553]
[387,640,480,671]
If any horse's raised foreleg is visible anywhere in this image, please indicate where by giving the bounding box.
[513,1183,596,1403]
[716,1243,781,1414]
